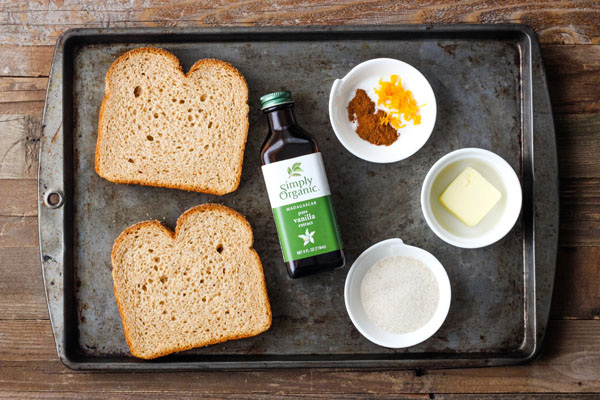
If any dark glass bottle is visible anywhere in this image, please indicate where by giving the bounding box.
[260,91,345,278]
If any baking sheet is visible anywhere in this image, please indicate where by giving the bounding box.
[38,25,558,369]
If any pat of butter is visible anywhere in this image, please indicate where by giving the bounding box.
[439,167,502,227]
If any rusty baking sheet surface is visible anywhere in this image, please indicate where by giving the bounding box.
[38,25,558,370]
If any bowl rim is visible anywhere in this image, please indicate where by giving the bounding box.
[344,238,452,348]
[328,57,437,164]
[420,148,523,249]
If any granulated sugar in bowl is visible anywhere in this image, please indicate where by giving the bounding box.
[344,238,451,348]
[360,256,439,334]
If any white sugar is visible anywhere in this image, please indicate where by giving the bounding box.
[360,256,439,334]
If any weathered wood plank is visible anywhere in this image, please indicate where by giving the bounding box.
[0,394,595,400]
[0,320,599,393]
[0,216,37,248]
[0,320,55,361]
[0,393,430,400]
[0,100,44,116]
[0,394,432,400]
[545,45,600,114]
[0,179,37,217]
[437,396,600,399]
[0,76,47,115]
[0,115,40,179]
[0,45,53,77]
[0,393,594,400]
[0,1,598,46]
[0,394,597,400]
[556,113,600,179]
[0,246,46,320]
[0,216,45,320]
[0,394,594,400]
[551,246,600,320]
[559,179,600,247]
[0,77,47,103]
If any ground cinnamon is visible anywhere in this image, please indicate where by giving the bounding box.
[347,89,399,146]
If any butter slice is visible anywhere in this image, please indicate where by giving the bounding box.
[439,167,502,227]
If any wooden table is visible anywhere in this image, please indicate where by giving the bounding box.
[1,1,599,398]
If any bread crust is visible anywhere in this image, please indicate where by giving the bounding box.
[96,47,249,195]
[111,203,272,359]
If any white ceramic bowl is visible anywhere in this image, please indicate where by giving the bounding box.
[421,148,523,249]
[328,58,437,163]
[344,238,451,348]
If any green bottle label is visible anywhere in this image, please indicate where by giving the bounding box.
[262,153,343,262]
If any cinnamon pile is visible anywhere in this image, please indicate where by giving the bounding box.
[347,89,399,146]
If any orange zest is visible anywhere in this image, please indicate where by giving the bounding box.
[374,74,422,130]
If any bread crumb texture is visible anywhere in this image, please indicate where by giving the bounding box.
[111,204,271,359]
[96,47,249,195]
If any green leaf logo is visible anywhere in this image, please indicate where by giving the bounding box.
[288,162,303,179]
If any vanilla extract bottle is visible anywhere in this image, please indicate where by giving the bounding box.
[260,91,345,278]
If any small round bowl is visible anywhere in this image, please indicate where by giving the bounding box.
[344,238,451,348]
[328,58,437,163]
[421,148,522,249]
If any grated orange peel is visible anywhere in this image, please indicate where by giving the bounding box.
[374,74,422,130]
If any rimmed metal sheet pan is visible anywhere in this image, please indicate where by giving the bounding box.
[38,25,558,370]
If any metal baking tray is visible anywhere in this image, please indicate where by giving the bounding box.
[39,25,558,370]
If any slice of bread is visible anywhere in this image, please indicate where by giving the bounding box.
[96,47,249,195]
[111,204,271,359]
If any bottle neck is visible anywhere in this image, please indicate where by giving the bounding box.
[266,105,296,131]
